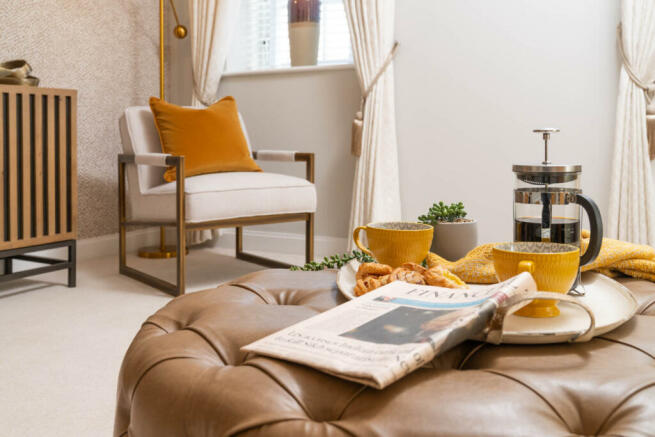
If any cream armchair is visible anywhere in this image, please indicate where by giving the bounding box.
[118,106,316,296]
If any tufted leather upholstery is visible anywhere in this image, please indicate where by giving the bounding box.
[114,270,655,437]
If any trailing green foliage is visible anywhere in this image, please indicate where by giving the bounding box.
[290,250,374,271]
[418,201,467,224]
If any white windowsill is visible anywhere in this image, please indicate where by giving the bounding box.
[223,63,355,78]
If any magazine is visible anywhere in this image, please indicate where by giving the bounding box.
[242,272,538,389]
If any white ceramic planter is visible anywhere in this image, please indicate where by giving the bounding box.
[430,220,478,261]
[289,22,320,66]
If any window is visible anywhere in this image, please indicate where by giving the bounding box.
[227,0,352,73]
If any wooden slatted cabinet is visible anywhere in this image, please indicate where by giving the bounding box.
[0,85,77,287]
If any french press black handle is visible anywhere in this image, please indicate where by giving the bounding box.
[576,193,603,266]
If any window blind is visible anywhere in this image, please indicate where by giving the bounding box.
[227,0,352,73]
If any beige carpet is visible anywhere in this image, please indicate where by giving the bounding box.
[0,246,304,436]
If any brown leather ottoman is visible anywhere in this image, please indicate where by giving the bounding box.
[114,270,655,436]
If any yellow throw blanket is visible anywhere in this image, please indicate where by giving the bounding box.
[428,230,655,284]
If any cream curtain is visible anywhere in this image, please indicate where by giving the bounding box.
[344,0,401,250]
[186,0,239,244]
[608,0,655,246]
[189,0,239,107]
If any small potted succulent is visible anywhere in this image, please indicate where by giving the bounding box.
[288,0,321,66]
[418,201,478,261]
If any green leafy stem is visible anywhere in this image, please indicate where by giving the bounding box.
[290,250,374,271]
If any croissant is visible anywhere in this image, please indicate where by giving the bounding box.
[352,260,467,297]
[400,262,427,276]
[356,262,393,280]
[354,276,383,296]
[383,267,426,285]
[424,265,468,289]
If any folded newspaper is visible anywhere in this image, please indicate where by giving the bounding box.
[242,272,538,389]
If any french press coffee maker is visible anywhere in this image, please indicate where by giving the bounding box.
[512,129,603,281]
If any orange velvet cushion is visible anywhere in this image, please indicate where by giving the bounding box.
[149,96,261,182]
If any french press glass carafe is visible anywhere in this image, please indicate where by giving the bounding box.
[513,129,603,269]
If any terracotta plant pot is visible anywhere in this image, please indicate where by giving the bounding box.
[288,0,321,66]
[430,220,478,262]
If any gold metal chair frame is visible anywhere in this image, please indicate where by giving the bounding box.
[118,151,315,296]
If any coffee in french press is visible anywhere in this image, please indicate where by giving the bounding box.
[512,128,603,269]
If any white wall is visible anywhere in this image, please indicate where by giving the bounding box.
[168,0,621,249]
[218,69,360,239]
[168,0,359,242]
[395,0,620,243]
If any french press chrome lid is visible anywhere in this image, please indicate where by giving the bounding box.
[513,129,581,185]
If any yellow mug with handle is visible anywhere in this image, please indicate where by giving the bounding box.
[493,242,580,318]
[353,222,434,268]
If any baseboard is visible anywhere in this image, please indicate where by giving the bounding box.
[10,228,348,263]
[215,229,348,258]
[11,228,162,262]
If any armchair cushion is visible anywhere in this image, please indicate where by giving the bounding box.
[128,172,316,223]
[149,96,261,182]
[119,106,253,194]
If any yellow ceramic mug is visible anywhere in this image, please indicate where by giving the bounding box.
[493,242,580,318]
[353,222,434,267]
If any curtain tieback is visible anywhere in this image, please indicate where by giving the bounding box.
[351,41,399,157]
[618,22,655,161]
[192,74,216,107]
[617,23,655,97]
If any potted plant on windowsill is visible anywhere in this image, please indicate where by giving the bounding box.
[418,201,478,261]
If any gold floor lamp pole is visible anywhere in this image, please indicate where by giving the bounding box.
[138,0,188,259]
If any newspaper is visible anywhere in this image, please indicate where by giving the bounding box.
[242,272,537,389]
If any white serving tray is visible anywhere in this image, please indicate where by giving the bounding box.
[336,260,638,344]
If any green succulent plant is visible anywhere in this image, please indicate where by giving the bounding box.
[418,201,467,224]
[290,250,374,271]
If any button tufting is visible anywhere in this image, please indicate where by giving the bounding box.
[115,271,655,437]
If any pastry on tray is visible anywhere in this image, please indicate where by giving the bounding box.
[353,262,467,296]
